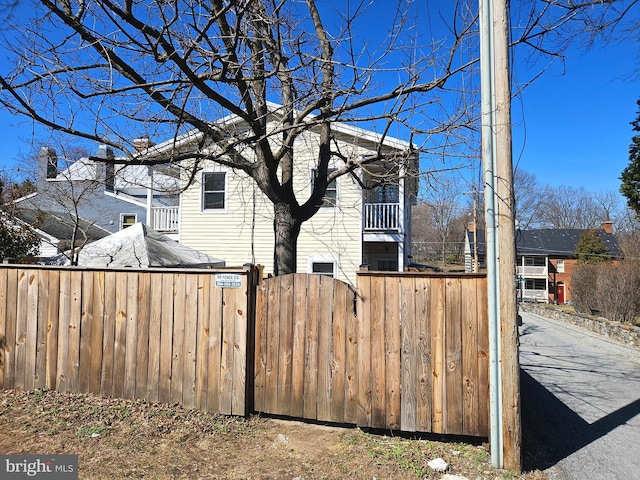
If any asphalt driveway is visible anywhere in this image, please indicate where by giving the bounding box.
[520,310,640,480]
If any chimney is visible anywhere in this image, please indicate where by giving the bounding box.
[468,221,476,233]
[95,144,115,192]
[38,147,58,180]
[601,221,613,234]
[134,138,155,154]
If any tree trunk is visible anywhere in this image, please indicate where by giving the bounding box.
[273,202,302,276]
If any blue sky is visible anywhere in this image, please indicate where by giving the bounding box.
[0,2,637,198]
[511,39,638,195]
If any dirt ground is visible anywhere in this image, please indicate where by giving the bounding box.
[0,389,547,479]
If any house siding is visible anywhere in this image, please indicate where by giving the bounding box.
[179,126,385,285]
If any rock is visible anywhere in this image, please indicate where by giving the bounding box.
[439,475,468,480]
[427,457,448,472]
[276,433,288,443]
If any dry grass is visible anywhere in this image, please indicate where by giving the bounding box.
[0,388,549,480]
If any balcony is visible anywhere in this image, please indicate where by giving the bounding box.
[151,206,179,232]
[364,203,400,231]
[516,265,547,277]
[521,289,548,302]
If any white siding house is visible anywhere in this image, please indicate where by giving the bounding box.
[149,112,417,285]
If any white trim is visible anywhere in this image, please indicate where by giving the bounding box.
[201,170,228,213]
[104,190,148,208]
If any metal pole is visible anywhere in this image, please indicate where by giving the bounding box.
[479,0,503,468]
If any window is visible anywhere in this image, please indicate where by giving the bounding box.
[309,255,338,278]
[311,168,337,207]
[202,172,226,210]
[377,260,398,271]
[525,278,546,290]
[312,262,335,276]
[524,257,546,267]
[556,260,565,273]
[120,213,137,230]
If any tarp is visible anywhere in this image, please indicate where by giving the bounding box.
[47,222,225,268]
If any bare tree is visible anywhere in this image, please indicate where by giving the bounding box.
[0,0,636,274]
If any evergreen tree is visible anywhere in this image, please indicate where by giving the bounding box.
[620,99,640,214]
[575,229,610,265]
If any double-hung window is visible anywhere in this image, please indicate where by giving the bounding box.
[311,168,337,207]
[202,172,226,210]
[120,213,137,230]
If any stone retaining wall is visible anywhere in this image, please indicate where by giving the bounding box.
[519,303,640,349]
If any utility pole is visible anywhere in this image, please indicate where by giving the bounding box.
[480,0,521,472]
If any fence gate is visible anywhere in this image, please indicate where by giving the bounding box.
[253,272,489,436]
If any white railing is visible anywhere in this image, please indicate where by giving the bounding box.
[364,203,400,231]
[521,289,548,302]
[152,206,179,232]
[516,266,547,276]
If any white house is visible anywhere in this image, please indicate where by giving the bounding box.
[144,108,418,285]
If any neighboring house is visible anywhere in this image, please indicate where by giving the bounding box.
[464,221,621,304]
[143,109,418,285]
[13,143,180,257]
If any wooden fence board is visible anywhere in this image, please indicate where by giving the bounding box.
[158,273,174,404]
[147,273,162,402]
[124,272,139,399]
[171,273,186,405]
[445,278,463,434]
[89,271,105,395]
[112,271,128,398]
[264,277,281,414]
[330,281,347,423]
[182,274,198,410]
[67,272,83,393]
[356,274,372,427]
[196,274,210,411]
[316,275,334,422]
[290,274,308,418]
[253,280,268,412]
[45,270,60,390]
[0,269,7,389]
[400,276,417,432]
[207,276,223,414]
[56,271,71,393]
[370,275,386,427]
[100,271,117,396]
[25,270,39,391]
[302,274,319,418]
[415,276,432,432]
[14,269,28,390]
[136,272,151,401]
[219,284,236,415]
[462,277,480,436]
[385,276,401,429]
[79,271,95,393]
[232,281,248,415]
[477,278,490,435]
[344,283,359,424]
[430,277,445,433]
[34,271,49,389]
[4,268,18,390]
[276,274,294,415]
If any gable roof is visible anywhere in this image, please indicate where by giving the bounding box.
[46,222,225,268]
[14,208,110,244]
[468,227,622,258]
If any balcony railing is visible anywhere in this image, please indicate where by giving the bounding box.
[152,206,179,232]
[521,289,548,302]
[516,265,547,277]
[364,203,400,231]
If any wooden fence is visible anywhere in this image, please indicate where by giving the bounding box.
[0,265,488,438]
[0,265,258,416]
[253,271,489,437]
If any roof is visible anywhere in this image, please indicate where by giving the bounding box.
[46,222,225,268]
[468,227,622,258]
[15,208,110,243]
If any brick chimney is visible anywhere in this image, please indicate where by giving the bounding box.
[134,138,155,154]
[601,221,613,234]
[468,222,476,233]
